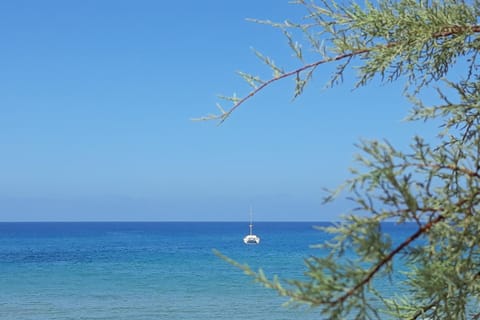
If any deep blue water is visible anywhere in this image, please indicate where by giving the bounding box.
[0,222,416,319]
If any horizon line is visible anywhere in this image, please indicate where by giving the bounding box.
[0,220,332,223]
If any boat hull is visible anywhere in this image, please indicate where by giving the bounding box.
[243,235,260,244]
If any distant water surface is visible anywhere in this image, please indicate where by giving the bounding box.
[0,222,416,320]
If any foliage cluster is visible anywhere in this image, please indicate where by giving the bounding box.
[207,0,480,319]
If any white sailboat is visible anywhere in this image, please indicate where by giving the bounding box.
[243,207,260,244]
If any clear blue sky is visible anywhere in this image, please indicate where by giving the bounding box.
[0,1,436,221]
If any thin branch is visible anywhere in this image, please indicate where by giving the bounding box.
[216,47,371,124]
[330,214,445,306]
[329,190,480,306]
[412,162,480,180]
[203,24,480,123]
[432,25,480,38]
[410,301,437,320]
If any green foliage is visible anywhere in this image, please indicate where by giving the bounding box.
[206,0,480,318]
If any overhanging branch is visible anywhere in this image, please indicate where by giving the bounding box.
[198,24,480,124]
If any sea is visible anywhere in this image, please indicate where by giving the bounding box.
[0,222,416,320]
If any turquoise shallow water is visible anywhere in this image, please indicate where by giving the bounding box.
[0,222,415,319]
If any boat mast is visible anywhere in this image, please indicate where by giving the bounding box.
[249,206,253,235]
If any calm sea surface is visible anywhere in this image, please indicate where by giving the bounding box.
[0,222,416,319]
